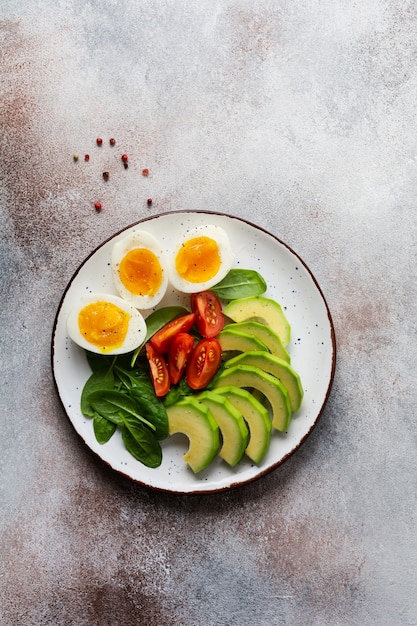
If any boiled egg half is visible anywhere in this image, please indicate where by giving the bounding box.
[111,231,168,309]
[169,225,234,293]
[67,293,147,355]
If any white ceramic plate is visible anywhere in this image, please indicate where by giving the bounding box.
[52,211,336,494]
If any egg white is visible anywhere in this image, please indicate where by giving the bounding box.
[111,231,168,309]
[169,224,234,293]
[66,293,147,355]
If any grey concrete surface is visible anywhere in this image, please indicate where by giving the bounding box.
[1,1,416,624]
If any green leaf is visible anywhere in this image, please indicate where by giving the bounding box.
[113,367,132,390]
[93,413,117,444]
[115,365,169,438]
[86,390,155,430]
[163,387,183,407]
[130,306,190,366]
[129,387,169,440]
[114,362,154,390]
[80,367,115,417]
[85,351,115,373]
[211,269,267,300]
[130,347,142,368]
[121,422,162,468]
[163,377,196,407]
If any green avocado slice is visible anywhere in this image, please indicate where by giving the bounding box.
[223,296,291,346]
[214,364,292,432]
[217,327,268,355]
[197,390,249,467]
[223,321,290,363]
[225,351,303,412]
[166,398,220,473]
[214,386,272,464]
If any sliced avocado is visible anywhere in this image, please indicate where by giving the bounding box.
[214,364,292,432]
[197,390,249,467]
[214,385,272,464]
[166,398,220,473]
[224,321,290,363]
[225,351,303,412]
[223,296,291,347]
[217,327,268,355]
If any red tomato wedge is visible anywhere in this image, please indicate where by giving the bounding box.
[186,338,222,390]
[191,291,225,338]
[145,343,170,397]
[168,333,195,384]
[150,313,196,354]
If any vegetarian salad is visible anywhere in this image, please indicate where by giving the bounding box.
[66,225,303,473]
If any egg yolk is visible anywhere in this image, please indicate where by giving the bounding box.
[78,301,130,352]
[175,236,221,283]
[119,248,163,296]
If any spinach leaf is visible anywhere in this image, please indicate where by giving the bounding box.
[163,377,195,407]
[80,367,115,417]
[211,269,267,300]
[86,351,115,373]
[114,362,154,390]
[86,390,155,430]
[163,387,183,407]
[114,366,135,390]
[93,413,117,443]
[121,421,162,468]
[130,305,190,366]
[129,387,169,440]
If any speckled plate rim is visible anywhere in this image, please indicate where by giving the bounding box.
[51,210,336,494]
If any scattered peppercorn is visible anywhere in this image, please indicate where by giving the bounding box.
[84,154,90,161]
[142,168,149,176]
[147,198,153,206]
[103,171,110,180]
[121,154,128,162]
[109,138,116,145]
[96,137,103,146]
[94,202,102,211]
[73,154,79,161]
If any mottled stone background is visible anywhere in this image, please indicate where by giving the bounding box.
[1,1,416,624]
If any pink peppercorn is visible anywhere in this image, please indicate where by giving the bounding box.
[109,138,116,145]
[96,138,103,146]
[94,202,102,211]
[84,154,90,161]
[121,154,128,162]
[147,198,152,206]
[103,171,109,180]
[142,168,149,176]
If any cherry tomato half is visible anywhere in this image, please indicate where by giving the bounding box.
[168,332,195,384]
[145,343,170,397]
[191,291,224,338]
[150,312,196,354]
[186,338,222,390]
